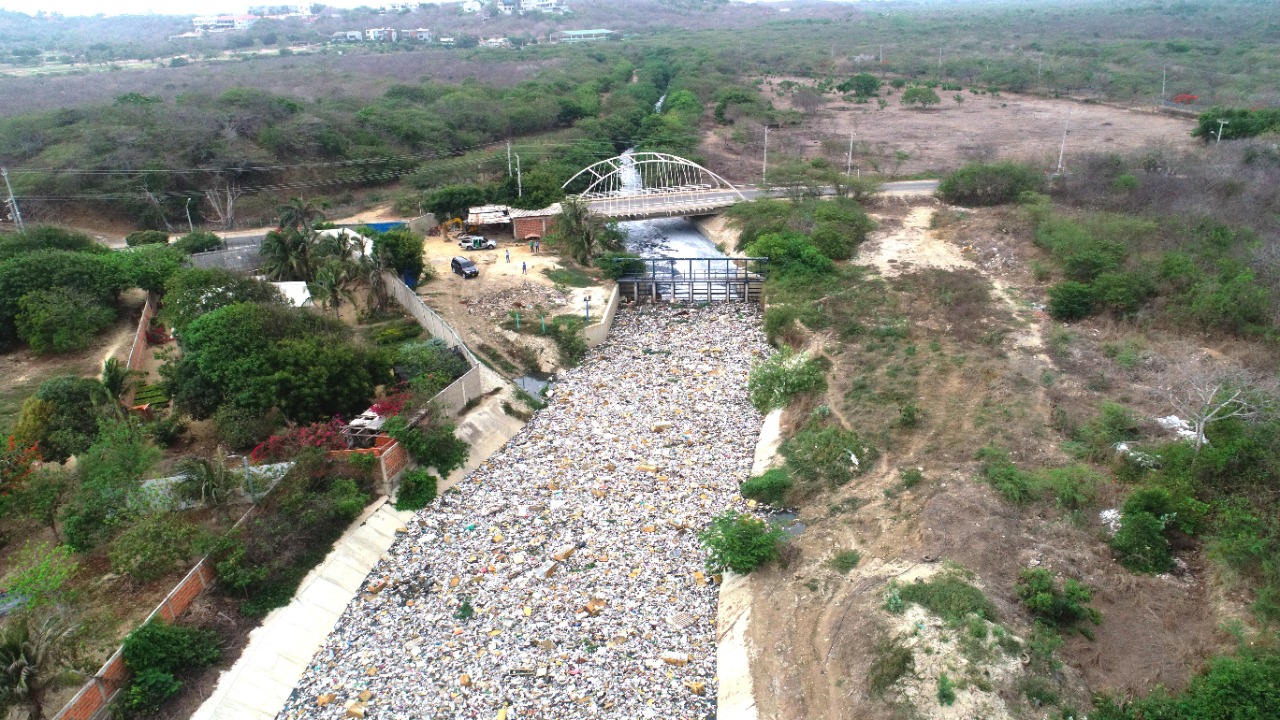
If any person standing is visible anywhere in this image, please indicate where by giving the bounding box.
[534,239,541,254]
[521,261,527,274]
[529,238,535,254]
[505,249,511,263]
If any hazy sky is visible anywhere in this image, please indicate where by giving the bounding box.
[4,0,799,20]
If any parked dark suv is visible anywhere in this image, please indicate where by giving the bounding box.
[451,256,479,278]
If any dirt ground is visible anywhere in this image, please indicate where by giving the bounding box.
[700,83,1198,184]
[736,198,1234,720]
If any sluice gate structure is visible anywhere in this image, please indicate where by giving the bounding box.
[612,257,767,304]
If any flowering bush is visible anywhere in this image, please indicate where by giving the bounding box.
[1172,94,1198,105]
[370,389,411,418]
[251,419,347,462]
[0,436,41,497]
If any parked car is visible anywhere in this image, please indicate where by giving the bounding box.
[458,235,497,250]
[451,256,479,278]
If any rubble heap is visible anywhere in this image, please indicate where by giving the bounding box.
[280,304,769,720]
[463,282,572,318]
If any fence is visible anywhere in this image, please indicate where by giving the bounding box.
[383,272,479,367]
[52,509,255,720]
[583,284,621,348]
[187,243,262,272]
[125,293,157,373]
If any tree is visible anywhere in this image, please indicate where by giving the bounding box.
[549,196,623,266]
[61,417,162,551]
[792,88,826,115]
[0,613,78,719]
[14,288,114,355]
[308,259,359,314]
[276,197,325,231]
[423,184,489,222]
[901,86,942,108]
[1157,355,1278,453]
[99,357,141,411]
[6,542,78,609]
[838,72,880,98]
[118,245,187,294]
[124,230,169,247]
[161,267,286,335]
[260,228,317,282]
[174,451,242,518]
[171,230,223,255]
[20,376,106,462]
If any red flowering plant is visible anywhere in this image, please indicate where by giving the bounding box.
[370,387,412,418]
[251,418,348,462]
[1172,94,1198,105]
[0,436,40,499]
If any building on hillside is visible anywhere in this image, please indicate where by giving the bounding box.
[549,28,614,43]
[480,37,512,48]
[495,0,516,14]
[331,30,363,41]
[365,27,399,41]
[380,2,412,12]
[192,14,259,32]
[461,0,485,13]
[520,0,566,13]
[402,28,433,41]
[438,36,456,46]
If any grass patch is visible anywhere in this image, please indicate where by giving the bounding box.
[740,468,793,506]
[896,568,997,624]
[541,266,597,288]
[867,635,914,697]
[831,550,862,574]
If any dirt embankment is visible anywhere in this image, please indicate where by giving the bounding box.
[736,198,1231,720]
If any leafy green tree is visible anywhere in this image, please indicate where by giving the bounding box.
[423,184,489,222]
[372,228,426,285]
[6,541,78,608]
[118,245,187,293]
[699,510,785,574]
[16,287,116,354]
[0,250,131,349]
[161,267,286,335]
[12,467,73,541]
[20,376,106,462]
[61,417,161,551]
[549,197,624,267]
[0,226,105,259]
[838,72,880,97]
[100,357,142,407]
[901,86,942,108]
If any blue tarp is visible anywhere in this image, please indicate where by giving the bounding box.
[361,221,407,233]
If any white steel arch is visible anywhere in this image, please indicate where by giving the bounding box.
[562,152,746,218]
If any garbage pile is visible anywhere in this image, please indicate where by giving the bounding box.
[280,304,769,720]
[464,282,572,319]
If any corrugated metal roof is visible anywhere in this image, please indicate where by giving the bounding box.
[507,203,561,218]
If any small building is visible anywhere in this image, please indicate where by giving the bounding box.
[520,0,565,13]
[192,14,259,32]
[461,0,485,13]
[509,204,560,240]
[402,28,433,41]
[549,28,615,44]
[438,36,456,46]
[366,27,399,41]
[465,204,513,228]
[480,37,512,48]
[331,30,363,41]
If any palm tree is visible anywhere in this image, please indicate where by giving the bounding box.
[360,246,391,315]
[99,358,140,405]
[0,613,78,719]
[552,197,624,266]
[308,260,360,314]
[260,227,315,282]
[276,197,325,232]
[175,451,242,520]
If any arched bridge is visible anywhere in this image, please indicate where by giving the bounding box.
[562,152,747,220]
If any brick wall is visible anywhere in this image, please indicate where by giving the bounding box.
[513,214,555,240]
[52,513,249,720]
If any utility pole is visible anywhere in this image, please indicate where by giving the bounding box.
[1,167,23,231]
[846,130,855,177]
[762,126,769,185]
[1161,65,1167,103]
[507,141,513,177]
[1055,111,1071,176]
[515,153,523,197]
[1216,119,1229,144]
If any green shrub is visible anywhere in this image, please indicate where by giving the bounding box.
[171,230,223,254]
[1074,402,1138,460]
[699,510,785,574]
[1015,568,1101,631]
[6,541,77,608]
[831,550,862,574]
[781,423,877,489]
[1110,511,1173,573]
[16,287,115,354]
[597,252,645,280]
[370,319,422,345]
[1039,465,1103,510]
[383,414,469,476]
[109,513,200,584]
[867,636,914,696]
[897,572,998,623]
[396,338,469,391]
[937,672,957,706]
[394,468,438,510]
[746,232,834,277]
[976,446,1037,505]
[1046,281,1096,321]
[937,162,1045,206]
[122,620,220,675]
[214,404,280,451]
[900,467,924,488]
[748,346,826,411]
[1092,645,1280,719]
[125,230,169,247]
[123,667,183,715]
[739,468,793,506]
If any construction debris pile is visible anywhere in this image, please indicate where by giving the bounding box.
[280,304,769,720]
[463,282,572,319]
